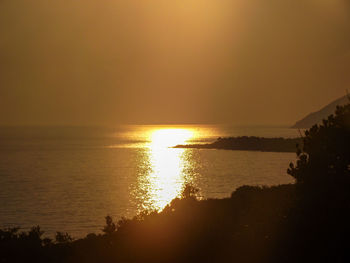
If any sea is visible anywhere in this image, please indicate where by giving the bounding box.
[0,125,299,237]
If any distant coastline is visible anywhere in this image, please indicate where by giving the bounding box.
[174,136,302,152]
[292,95,348,128]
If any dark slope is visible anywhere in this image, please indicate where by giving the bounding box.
[292,95,348,128]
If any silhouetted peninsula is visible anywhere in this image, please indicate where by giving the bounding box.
[174,136,302,152]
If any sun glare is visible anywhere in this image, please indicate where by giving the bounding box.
[136,128,195,212]
[150,128,194,148]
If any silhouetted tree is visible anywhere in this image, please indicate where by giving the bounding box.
[102,215,116,235]
[285,100,350,262]
[20,225,44,247]
[181,184,199,199]
[55,232,73,243]
[288,101,350,190]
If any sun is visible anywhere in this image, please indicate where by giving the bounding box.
[149,128,194,148]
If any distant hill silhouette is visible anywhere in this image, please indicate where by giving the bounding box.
[292,95,349,128]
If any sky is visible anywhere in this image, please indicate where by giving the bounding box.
[0,0,349,126]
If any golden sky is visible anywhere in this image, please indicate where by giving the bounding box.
[0,0,349,125]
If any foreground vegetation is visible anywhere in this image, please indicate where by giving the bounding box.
[174,136,302,152]
[1,102,349,262]
[1,183,349,263]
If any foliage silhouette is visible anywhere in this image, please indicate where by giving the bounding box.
[288,101,350,189]
[102,215,116,235]
[181,184,199,199]
[55,232,73,244]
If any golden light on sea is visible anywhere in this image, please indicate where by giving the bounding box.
[137,128,195,211]
[150,128,194,149]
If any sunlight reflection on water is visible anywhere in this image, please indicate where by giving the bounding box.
[0,125,297,237]
[135,128,195,211]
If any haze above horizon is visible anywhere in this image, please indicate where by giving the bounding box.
[1,0,349,126]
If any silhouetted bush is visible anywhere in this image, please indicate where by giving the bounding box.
[55,232,73,244]
[181,184,199,199]
[288,100,350,191]
[102,215,116,235]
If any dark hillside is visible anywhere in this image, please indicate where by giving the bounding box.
[292,95,348,128]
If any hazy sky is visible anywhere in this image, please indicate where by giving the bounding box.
[1,0,349,125]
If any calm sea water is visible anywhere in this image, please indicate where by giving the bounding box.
[0,125,298,237]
